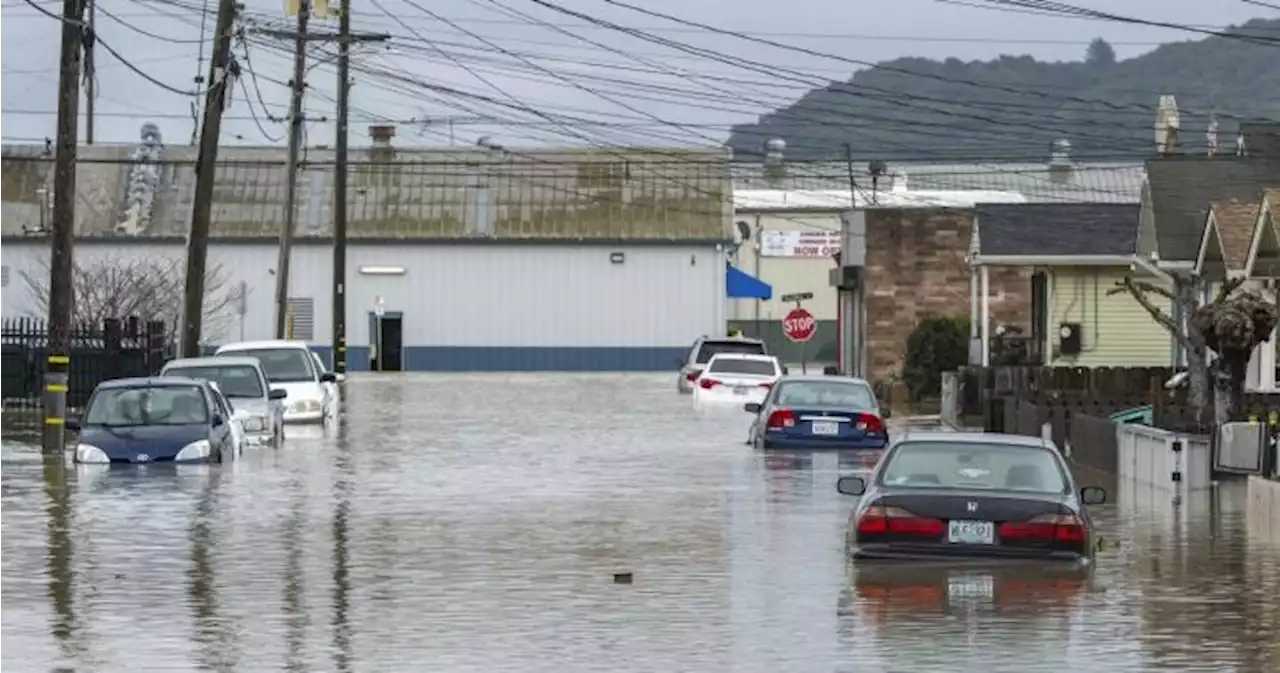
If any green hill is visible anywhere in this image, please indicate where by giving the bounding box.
[727,19,1280,162]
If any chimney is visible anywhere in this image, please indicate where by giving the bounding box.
[369,124,396,148]
[1048,139,1073,183]
[1206,114,1219,157]
[763,137,787,185]
[1155,95,1180,156]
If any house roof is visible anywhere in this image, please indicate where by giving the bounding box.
[732,188,1027,211]
[1245,187,1280,278]
[1205,200,1261,271]
[731,160,1144,204]
[1142,156,1280,262]
[975,203,1140,258]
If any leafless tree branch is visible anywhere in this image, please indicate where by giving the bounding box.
[1113,276,1195,353]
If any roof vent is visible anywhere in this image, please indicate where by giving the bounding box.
[1048,139,1073,183]
[763,137,786,184]
[369,124,396,148]
[1155,95,1180,156]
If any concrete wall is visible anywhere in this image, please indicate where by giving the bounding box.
[1,239,725,371]
[1047,267,1173,367]
[1247,476,1280,544]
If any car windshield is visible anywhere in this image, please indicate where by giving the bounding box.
[695,340,765,364]
[164,365,264,398]
[879,441,1069,493]
[220,348,316,383]
[708,357,777,376]
[774,381,875,409]
[85,385,209,426]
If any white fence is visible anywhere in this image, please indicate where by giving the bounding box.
[1117,423,1212,493]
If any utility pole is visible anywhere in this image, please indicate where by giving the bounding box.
[331,0,351,373]
[84,0,95,144]
[43,0,88,456]
[273,0,310,339]
[182,0,239,358]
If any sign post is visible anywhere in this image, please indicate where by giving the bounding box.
[780,292,816,374]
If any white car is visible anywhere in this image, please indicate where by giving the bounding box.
[677,335,768,394]
[692,353,782,406]
[214,340,338,424]
[161,356,287,447]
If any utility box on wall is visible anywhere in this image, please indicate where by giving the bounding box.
[1059,322,1082,356]
[840,210,867,268]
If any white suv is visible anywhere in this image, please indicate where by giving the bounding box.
[676,335,768,394]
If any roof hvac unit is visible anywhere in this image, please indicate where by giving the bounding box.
[1059,322,1082,356]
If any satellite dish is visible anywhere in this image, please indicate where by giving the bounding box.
[735,220,752,241]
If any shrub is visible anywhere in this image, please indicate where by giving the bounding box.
[902,314,970,401]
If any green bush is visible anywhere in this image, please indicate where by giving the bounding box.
[903,314,970,401]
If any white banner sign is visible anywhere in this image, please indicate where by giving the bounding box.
[759,230,842,258]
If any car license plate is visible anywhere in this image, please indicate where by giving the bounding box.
[947,575,995,601]
[948,520,994,545]
[733,386,748,395]
[811,421,838,435]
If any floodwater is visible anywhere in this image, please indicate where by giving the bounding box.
[2,374,1278,673]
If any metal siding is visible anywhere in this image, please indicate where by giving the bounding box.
[1048,267,1172,367]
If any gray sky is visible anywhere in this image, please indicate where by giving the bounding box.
[1,0,1275,150]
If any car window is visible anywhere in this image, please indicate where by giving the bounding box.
[695,340,766,364]
[774,381,875,408]
[85,385,209,426]
[163,365,265,398]
[708,357,778,376]
[879,441,1069,493]
[219,348,316,383]
[207,385,233,418]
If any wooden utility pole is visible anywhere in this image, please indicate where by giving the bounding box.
[84,0,95,144]
[43,0,88,455]
[331,0,351,373]
[182,0,239,358]
[273,0,310,339]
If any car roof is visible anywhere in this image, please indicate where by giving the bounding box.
[164,356,263,368]
[894,431,1052,449]
[776,374,872,386]
[699,336,765,345]
[706,353,777,362]
[216,340,311,352]
[97,376,209,389]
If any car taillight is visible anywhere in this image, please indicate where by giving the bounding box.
[758,382,772,389]
[998,514,1085,543]
[766,408,795,428]
[686,371,699,381]
[856,503,945,536]
[699,378,721,389]
[855,413,885,433]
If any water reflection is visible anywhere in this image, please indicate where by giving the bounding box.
[282,477,308,673]
[331,410,353,673]
[44,455,80,664]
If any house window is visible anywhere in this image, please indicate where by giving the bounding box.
[285,297,315,341]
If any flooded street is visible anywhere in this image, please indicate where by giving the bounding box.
[3,374,1279,673]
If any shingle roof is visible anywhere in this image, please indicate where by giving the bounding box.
[975,203,1140,257]
[731,160,1143,204]
[1143,156,1280,262]
[0,144,731,240]
[1206,200,1262,270]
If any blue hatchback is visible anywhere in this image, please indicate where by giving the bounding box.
[71,377,236,465]
[745,375,890,451]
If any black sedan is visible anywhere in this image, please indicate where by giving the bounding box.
[836,433,1106,564]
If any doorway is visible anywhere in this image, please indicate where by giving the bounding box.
[368,311,404,372]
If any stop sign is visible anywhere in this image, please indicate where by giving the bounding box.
[782,307,816,343]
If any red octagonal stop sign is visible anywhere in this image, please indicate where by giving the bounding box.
[782,307,816,343]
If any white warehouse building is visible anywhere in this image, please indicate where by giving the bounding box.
[0,132,749,371]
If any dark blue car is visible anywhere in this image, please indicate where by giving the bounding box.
[71,377,236,465]
[745,375,890,451]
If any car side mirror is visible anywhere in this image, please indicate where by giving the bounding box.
[65,417,80,431]
[320,372,338,383]
[743,402,761,413]
[335,373,347,383]
[781,366,790,375]
[1080,486,1107,505]
[211,415,224,427]
[837,476,866,496]
[881,408,892,420]
[269,388,288,400]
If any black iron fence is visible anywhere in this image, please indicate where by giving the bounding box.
[1,317,169,410]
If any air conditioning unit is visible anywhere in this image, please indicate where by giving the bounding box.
[1059,322,1082,356]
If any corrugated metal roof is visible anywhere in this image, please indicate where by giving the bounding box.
[0,144,731,240]
[731,160,1144,204]
[733,188,1027,211]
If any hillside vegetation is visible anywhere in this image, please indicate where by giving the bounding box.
[727,19,1280,162]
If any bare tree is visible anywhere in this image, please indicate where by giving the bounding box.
[22,257,240,346]
[1112,275,1278,424]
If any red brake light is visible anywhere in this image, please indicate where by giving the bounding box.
[856,503,945,536]
[998,514,1085,543]
[686,371,699,381]
[766,409,795,428]
[758,382,772,389]
[856,413,885,433]
[699,378,721,389]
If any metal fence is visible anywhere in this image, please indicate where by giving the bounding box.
[1,317,169,410]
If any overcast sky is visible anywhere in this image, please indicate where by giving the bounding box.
[1,0,1275,150]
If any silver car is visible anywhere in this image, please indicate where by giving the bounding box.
[677,335,768,394]
[160,356,287,447]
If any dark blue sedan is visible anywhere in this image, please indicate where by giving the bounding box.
[71,377,236,465]
[745,375,890,451]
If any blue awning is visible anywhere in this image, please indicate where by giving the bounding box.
[726,264,772,299]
